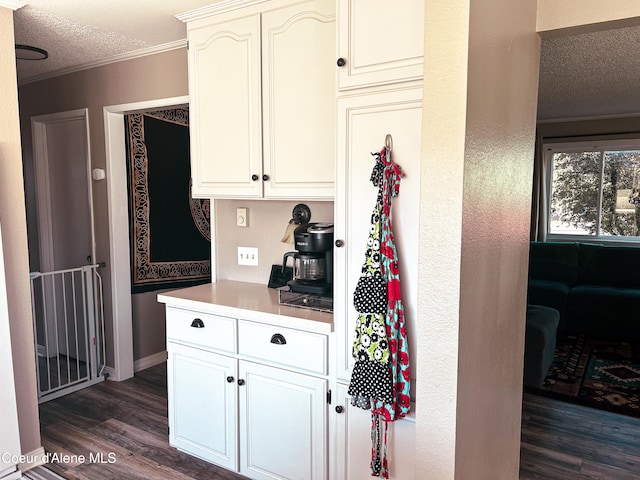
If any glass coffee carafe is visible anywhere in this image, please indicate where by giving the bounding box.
[282,251,326,283]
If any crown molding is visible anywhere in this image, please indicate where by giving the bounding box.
[537,111,640,124]
[176,0,268,22]
[0,0,26,10]
[18,39,186,86]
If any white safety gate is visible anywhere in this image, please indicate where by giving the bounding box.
[30,264,107,403]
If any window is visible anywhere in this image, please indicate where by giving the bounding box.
[546,140,640,241]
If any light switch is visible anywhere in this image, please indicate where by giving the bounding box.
[236,207,248,227]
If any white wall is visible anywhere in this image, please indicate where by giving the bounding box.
[0,4,41,458]
[215,199,334,283]
[415,1,640,478]
[417,0,538,477]
[0,218,21,480]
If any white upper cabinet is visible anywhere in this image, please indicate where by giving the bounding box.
[336,0,425,90]
[187,14,263,198]
[184,0,336,199]
[261,0,336,199]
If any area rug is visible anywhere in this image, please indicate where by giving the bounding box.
[530,334,640,418]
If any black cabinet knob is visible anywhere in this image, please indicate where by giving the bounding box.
[335,239,344,248]
[262,174,270,181]
[226,376,234,383]
[238,379,246,386]
[335,405,344,414]
[251,174,259,181]
[337,57,346,67]
[190,318,204,328]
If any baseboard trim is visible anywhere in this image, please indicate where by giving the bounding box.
[134,351,167,372]
[18,446,46,473]
[102,351,167,380]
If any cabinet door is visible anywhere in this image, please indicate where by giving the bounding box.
[188,14,263,198]
[167,343,238,470]
[332,383,415,480]
[238,361,327,480]
[337,0,424,90]
[334,87,422,382]
[261,0,336,200]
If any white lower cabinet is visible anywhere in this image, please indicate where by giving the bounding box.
[166,306,328,480]
[239,361,327,480]
[168,343,238,470]
[332,384,415,480]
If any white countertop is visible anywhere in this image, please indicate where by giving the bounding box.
[157,280,334,333]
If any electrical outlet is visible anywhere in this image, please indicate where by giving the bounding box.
[237,247,259,266]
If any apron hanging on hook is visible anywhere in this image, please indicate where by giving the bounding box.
[347,137,410,478]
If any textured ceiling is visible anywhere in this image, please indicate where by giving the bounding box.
[537,25,640,121]
[9,2,640,122]
[12,0,220,83]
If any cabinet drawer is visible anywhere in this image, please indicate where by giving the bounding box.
[238,321,327,375]
[166,307,236,353]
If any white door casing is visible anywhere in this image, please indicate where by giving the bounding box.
[103,96,208,381]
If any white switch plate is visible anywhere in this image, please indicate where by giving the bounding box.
[237,247,258,266]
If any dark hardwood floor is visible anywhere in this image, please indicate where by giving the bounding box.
[38,363,246,480]
[39,363,640,479]
[520,393,640,479]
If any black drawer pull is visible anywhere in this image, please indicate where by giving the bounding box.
[238,379,246,386]
[270,333,287,345]
[190,318,205,328]
[226,376,235,383]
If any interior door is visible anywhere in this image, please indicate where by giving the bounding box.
[32,109,95,271]
[31,109,95,362]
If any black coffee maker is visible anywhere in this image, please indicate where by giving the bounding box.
[282,223,333,296]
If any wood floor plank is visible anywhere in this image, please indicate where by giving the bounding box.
[38,400,103,431]
[111,402,169,439]
[580,459,640,480]
[85,379,168,417]
[87,418,214,479]
[520,393,640,480]
[39,364,247,480]
[41,420,202,480]
[39,364,640,479]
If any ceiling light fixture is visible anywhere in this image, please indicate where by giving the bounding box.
[15,44,48,60]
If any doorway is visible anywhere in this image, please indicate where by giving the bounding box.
[30,109,106,401]
[103,95,190,381]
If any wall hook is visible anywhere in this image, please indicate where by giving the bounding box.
[385,134,393,152]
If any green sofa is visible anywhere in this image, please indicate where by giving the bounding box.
[524,304,560,387]
[528,241,640,341]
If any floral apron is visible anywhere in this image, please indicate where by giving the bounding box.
[348,146,411,478]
